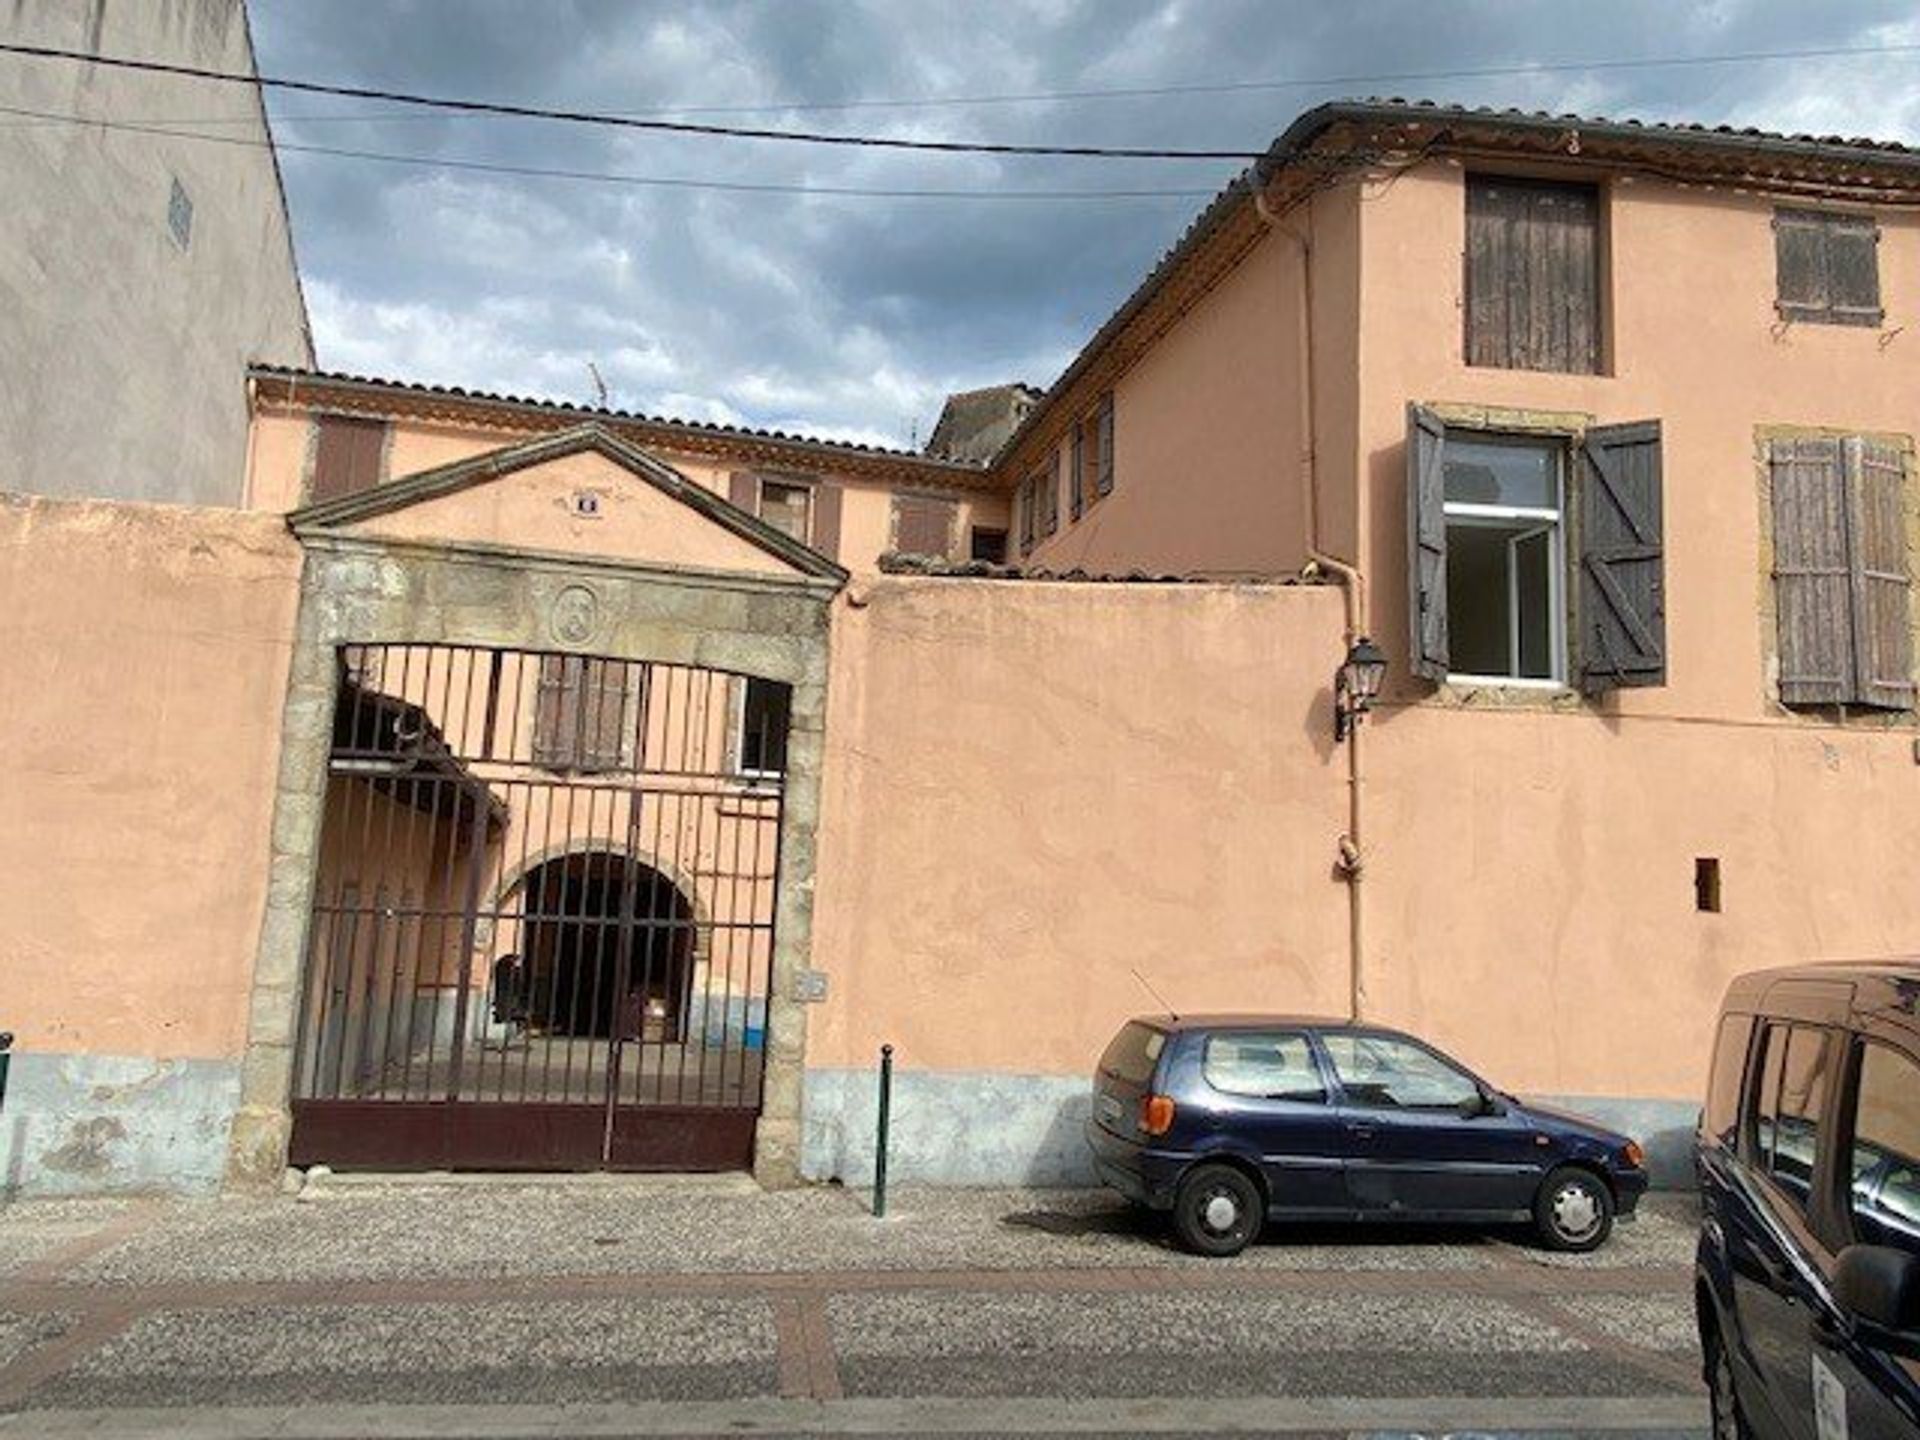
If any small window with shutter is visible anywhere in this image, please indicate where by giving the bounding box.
[1769,434,1913,710]
[533,656,641,773]
[1016,476,1035,554]
[1465,176,1602,374]
[1774,209,1882,327]
[310,415,389,502]
[1069,423,1086,521]
[891,492,958,558]
[1031,461,1059,541]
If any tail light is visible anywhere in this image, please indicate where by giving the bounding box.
[1140,1094,1176,1137]
[1622,1139,1646,1170]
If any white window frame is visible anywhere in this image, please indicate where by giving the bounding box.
[730,677,786,785]
[1442,442,1569,688]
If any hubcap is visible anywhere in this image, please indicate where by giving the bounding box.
[1551,1183,1600,1240]
[1201,1191,1240,1234]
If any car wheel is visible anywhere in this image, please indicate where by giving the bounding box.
[1533,1166,1614,1252]
[1703,1322,1750,1440]
[1171,1163,1262,1257]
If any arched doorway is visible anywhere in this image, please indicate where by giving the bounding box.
[514,851,696,1043]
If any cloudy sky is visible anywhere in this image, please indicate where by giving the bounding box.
[247,1,1920,450]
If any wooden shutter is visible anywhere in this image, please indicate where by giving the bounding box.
[728,471,758,514]
[1095,394,1115,495]
[310,416,387,502]
[577,659,633,771]
[533,655,583,768]
[1845,437,1913,709]
[1405,404,1449,679]
[892,493,957,557]
[1770,438,1855,705]
[1775,209,1882,327]
[1577,421,1666,692]
[1036,464,1058,539]
[1069,425,1085,520]
[811,482,843,559]
[1464,176,1600,374]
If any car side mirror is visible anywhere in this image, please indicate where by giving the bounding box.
[1457,1088,1505,1120]
[1834,1244,1920,1334]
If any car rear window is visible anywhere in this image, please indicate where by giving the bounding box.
[1099,1022,1166,1085]
[1203,1032,1324,1102]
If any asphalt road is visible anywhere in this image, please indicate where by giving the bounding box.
[0,1178,1709,1438]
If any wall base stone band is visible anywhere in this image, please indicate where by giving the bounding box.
[0,1054,241,1196]
[801,1067,1702,1191]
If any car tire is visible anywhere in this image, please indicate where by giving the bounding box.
[1170,1163,1262,1257]
[1703,1320,1751,1440]
[1533,1166,1614,1252]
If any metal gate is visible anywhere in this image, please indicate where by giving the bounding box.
[288,643,788,1172]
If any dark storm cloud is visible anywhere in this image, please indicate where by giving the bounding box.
[245,0,1920,447]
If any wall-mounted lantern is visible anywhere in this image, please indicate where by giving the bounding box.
[1334,637,1388,742]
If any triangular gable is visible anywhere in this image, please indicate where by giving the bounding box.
[288,424,848,583]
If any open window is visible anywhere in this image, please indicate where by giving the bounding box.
[1407,405,1666,693]
[733,677,791,779]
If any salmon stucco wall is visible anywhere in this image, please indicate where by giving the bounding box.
[0,494,303,1192]
[1021,187,1361,579]
[802,576,1352,1183]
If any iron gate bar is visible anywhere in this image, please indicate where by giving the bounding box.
[289,642,787,1172]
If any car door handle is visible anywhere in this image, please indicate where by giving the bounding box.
[1347,1124,1376,1141]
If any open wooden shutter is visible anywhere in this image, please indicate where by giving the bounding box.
[1577,420,1666,692]
[811,482,843,559]
[1095,394,1115,496]
[1845,438,1914,709]
[1770,437,1855,705]
[1069,425,1085,520]
[1405,404,1449,680]
[728,471,759,514]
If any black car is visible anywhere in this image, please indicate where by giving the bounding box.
[1086,1014,1648,1257]
[1695,962,1920,1439]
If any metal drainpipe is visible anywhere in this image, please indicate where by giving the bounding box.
[1254,184,1370,1023]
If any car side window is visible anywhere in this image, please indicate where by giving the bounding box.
[1849,1042,1920,1257]
[1321,1033,1479,1110]
[1202,1032,1325,1102]
[1750,1022,1832,1214]
[1703,1014,1753,1151]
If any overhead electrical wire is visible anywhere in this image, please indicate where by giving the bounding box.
[0,42,1267,159]
[2,36,1917,128]
[0,103,1232,201]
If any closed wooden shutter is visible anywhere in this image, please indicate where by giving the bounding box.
[1017,477,1034,553]
[533,656,632,771]
[1095,394,1115,496]
[1464,176,1600,374]
[310,416,387,502]
[1771,438,1856,705]
[1775,209,1882,327]
[811,482,843,559]
[533,655,582,768]
[1577,421,1666,692]
[728,471,758,513]
[892,493,957,557]
[1845,438,1913,709]
[1405,404,1449,679]
[1039,462,1059,537]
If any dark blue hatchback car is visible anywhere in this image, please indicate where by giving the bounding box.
[1694,962,1920,1439]
[1086,1014,1648,1256]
